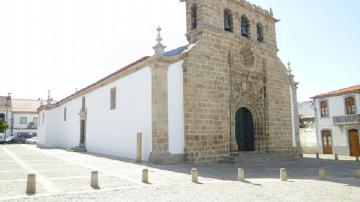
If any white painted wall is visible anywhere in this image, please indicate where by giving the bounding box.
[12,113,38,129]
[168,60,185,154]
[315,93,360,155]
[86,67,152,160]
[38,67,152,160]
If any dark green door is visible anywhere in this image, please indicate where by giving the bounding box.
[235,108,254,151]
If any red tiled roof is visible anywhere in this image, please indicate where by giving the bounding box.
[12,99,43,113]
[312,84,360,99]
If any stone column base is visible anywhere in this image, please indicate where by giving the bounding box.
[149,152,184,164]
[72,144,87,152]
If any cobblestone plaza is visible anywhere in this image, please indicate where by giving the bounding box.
[0,145,359,201]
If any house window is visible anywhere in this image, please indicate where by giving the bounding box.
[241,15,250,38]
[33,117,39,127]
[224,9,233,32]
[110,87,117,110]
[256,23,264,42]
[191,4,197,30]
[345,97,356,115]
[64,107,67,121]
[20,117,27,124]
[320,101,329,118]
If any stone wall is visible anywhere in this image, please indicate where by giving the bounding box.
[181,0,301,162]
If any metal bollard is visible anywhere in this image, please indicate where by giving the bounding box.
[91,171,99,188]
[238,168,245,182]
[191,168,198,183]
[136,132,142,162]
[142,168,149,183]
[26,174,36,194]
[334,154,338,160]
[355,168,360,178]
[319,168,326,180]
[356,156,359,162]
[280,168,287,181]
[316,153,319,159]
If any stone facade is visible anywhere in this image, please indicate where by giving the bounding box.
[181,0,301,162]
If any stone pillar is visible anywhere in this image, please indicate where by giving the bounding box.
[238,168,245,182]
[26,174,36,194]
[91,171,99,188]
[280,168,287,181]
[354,168,360,178]
[142,168,149,183]
[319,168,326,180]
[149,61,171,163]
[136,132,142,162]
[191,168,198,183]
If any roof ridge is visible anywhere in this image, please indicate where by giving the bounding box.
[312,83,360,99]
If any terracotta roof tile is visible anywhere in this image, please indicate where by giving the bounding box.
[12,99,43,113]
[0,96,11,111]
[312,84,360,99]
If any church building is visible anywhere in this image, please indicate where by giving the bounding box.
[37,0,301,163]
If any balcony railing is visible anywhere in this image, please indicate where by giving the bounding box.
[333,114,360,125]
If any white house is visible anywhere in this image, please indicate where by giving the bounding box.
[11,99,43,137]
[312,84,360,156]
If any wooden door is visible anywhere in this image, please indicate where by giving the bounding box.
[349,130,360,156]
[235,108,254,152]
[322,130,332,154]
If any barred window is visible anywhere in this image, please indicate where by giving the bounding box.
[64,107,67,121]
[110,87,117,110]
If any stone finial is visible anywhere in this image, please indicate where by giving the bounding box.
[153,27,166,56]
[47,90,52,105]
[287,62,292,72]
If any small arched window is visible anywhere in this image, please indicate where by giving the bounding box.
[224,9,233,32]
[320,101,329,118]
[191,4,197,30]
[345,97,356,114]
[241,15,250,38]
[256,23,264,42]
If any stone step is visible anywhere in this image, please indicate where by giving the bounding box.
[222,152,297,164]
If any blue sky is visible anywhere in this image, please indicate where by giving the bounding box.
[250,0,360,101]
[0,0,359,102]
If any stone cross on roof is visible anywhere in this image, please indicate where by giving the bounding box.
[287,62,292,75]
[153,27,166,56]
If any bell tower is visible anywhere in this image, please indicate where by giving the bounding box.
[181,0,279,50]
[179,0,301,163]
